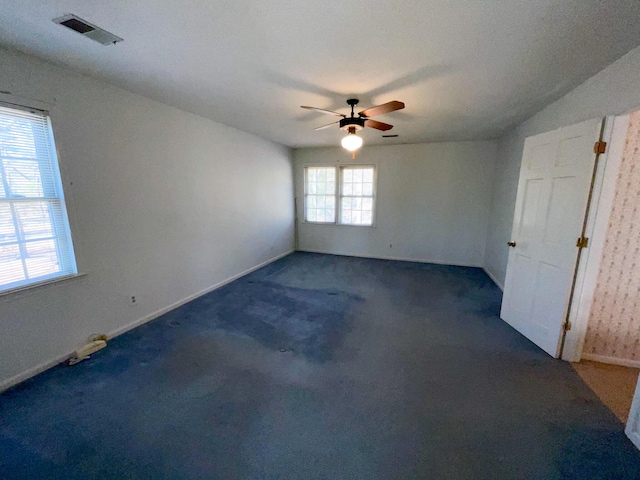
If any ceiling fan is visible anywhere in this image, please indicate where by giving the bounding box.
[301,98,405,152]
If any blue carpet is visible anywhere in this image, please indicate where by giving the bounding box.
[1,252,640,479]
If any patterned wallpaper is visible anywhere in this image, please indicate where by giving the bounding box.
[583,110,640,362]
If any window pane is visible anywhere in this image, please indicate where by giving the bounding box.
[3,159,44,198]
[0,203,17,243]
[14,202,54,241]
[341,206,352,224]
[25,239,60,279]
[307,196,316,208]
[326,196,335,208]
[0,116,37,160]
[0,243,25,286]
[363,183,373,196]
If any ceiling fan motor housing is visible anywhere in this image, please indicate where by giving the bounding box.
[339,117,365,131]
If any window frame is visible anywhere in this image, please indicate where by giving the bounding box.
[302,164,377,228]
[303,166,337,224]
[337,165,377,227]
[0,100,79,295]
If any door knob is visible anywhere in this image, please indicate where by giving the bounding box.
[507,241,516,247]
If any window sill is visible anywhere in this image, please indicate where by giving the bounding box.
[302,221,377,229]
[0,272,88,300]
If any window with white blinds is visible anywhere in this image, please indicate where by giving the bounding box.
[0,104,77,293]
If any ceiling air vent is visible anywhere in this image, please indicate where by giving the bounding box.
[53,14,123,45]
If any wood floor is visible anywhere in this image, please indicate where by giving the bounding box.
[572,360,640,422]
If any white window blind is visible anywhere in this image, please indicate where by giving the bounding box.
[340,166,375,226]
[305,167,336,223]
[0,104,77,293]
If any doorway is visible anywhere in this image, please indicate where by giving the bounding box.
[500,111,640,443]
[563,112,640,365]
[565,109,640,444]
[559,110,640,443]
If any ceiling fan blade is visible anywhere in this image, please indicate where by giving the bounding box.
[301,106,346,117]
[314,120,341,130]
[365,119,393,131]
[359,101,405,118]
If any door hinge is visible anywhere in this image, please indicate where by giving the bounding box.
[594,141,607,154]
[576,236,589,249]
[563,321,572,331]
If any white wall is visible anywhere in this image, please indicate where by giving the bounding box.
[484,44,640,288]
[0,47,295,389]
[294,142,497,267]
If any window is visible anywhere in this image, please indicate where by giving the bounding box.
[339,166,375,226]
[304,167,336,223]
[0,104,77,293]
[304,165,376,226]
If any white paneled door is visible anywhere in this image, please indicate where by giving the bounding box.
[501,118,604,357]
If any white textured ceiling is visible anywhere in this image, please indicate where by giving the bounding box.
[1,1,640,148]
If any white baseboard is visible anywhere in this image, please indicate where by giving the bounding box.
[581,353,640,369]
[482,267,504,291]
[0,249,294,393]
[298,249,505,292]
[297,248,481,268]
[0,352,74,394]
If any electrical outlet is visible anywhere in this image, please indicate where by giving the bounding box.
[130,295,138,307]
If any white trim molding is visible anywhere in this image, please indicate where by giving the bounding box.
[297,248,483,268]
[561,115,629,362]
[581,353,640,369]
[483,267,504,291]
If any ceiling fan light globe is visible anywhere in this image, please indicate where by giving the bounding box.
[341,133,363,151]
